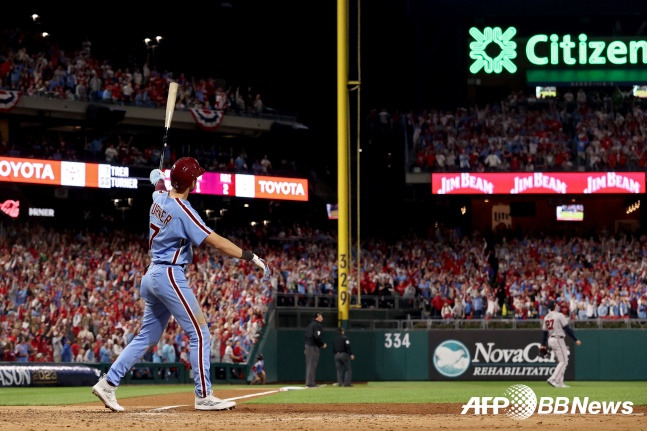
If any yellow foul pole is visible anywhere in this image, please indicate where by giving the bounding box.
[337,0,350,328]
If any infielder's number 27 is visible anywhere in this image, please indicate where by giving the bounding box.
[384,332,411,349]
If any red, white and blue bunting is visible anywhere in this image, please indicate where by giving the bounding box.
[0,90,20,112]
[189,108,224,132]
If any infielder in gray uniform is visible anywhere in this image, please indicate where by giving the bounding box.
[92,157,270,411]
[540,300,582,388]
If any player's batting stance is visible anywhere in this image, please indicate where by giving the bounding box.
[93,157,271,411]
[540,300,581,388]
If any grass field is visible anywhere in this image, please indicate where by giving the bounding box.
[1,381,646,406]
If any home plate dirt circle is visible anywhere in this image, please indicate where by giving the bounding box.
[0,389,644,431]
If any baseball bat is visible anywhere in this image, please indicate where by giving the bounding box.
[159,82,179,170]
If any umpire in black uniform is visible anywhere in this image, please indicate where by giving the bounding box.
[304,312,326,387]
[333,327,355,387]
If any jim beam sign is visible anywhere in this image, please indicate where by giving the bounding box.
[492,204,511,230]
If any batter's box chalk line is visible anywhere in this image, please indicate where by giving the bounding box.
[145,386,310,411]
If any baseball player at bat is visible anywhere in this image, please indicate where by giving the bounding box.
[92,157,270,412]
[540,300,581,388]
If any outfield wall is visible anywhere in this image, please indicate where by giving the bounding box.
[2,329,643,386]
[575,331,647,380]
[268,329,647,382]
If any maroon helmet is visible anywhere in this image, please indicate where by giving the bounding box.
[170,157,205,192]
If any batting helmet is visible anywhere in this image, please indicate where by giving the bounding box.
[170,157,205,192]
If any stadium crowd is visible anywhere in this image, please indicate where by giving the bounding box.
[2,221,647,364]
[368,87,647,173]
[1,20,646,370]
[348,226,647,322]
[0,24,303,177]
[0,25,267,114]
[0,128,291,179]
[0,223,272,364]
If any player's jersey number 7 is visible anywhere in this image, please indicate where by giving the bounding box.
[150,223,161,251]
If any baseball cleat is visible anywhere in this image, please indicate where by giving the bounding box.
[556,384,570,388]
[546,379,557,387]
[195,392,236,411]
[92,374,125,412]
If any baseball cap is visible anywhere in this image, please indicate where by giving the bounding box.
[546,300,556,310]
[313,312,322,319]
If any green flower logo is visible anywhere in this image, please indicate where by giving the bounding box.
[469,26,517,74]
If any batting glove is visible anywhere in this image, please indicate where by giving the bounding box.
[251,254,271,280]
[149,169,164,185]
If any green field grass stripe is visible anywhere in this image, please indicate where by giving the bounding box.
[0,384,195,406]
[244,382,647,405]
[1,382,645,406]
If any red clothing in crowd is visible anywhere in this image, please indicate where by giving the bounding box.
[232,344,245,363]
[431,294,444,313]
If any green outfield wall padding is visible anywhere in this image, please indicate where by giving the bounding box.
[261,326,279,383]
[575,331,647,380]
[274,330,427,382]
[267,328,647,382]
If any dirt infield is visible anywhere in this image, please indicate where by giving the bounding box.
[1,388,645,431]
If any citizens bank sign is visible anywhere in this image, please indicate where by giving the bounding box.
[469,26,647,74]
[429,331,575,381]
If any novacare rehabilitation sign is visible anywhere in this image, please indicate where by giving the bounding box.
[428,331,575,381]
[469,26,647,74]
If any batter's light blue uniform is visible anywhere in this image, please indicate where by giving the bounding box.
[107,189,214,397]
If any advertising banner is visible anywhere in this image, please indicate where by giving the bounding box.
[0,157,137,189]
[432,172,645,195]
[428,330,575,381]
[468,26,647,85]
[162,171,309,201]
[253,175,308,201]
[0,156,308,201]
[0,157,62,186]
[0,365,101,387]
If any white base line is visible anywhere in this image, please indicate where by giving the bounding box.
[224,389,280,402]
[147,386,304,411]
[148,405,188,412]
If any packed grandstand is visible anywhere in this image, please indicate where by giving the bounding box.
[1,15,647,369]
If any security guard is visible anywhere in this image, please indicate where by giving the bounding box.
[304,312,326,387]
[333,327,355,387]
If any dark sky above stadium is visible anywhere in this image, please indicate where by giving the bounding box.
[4,1,647,133]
